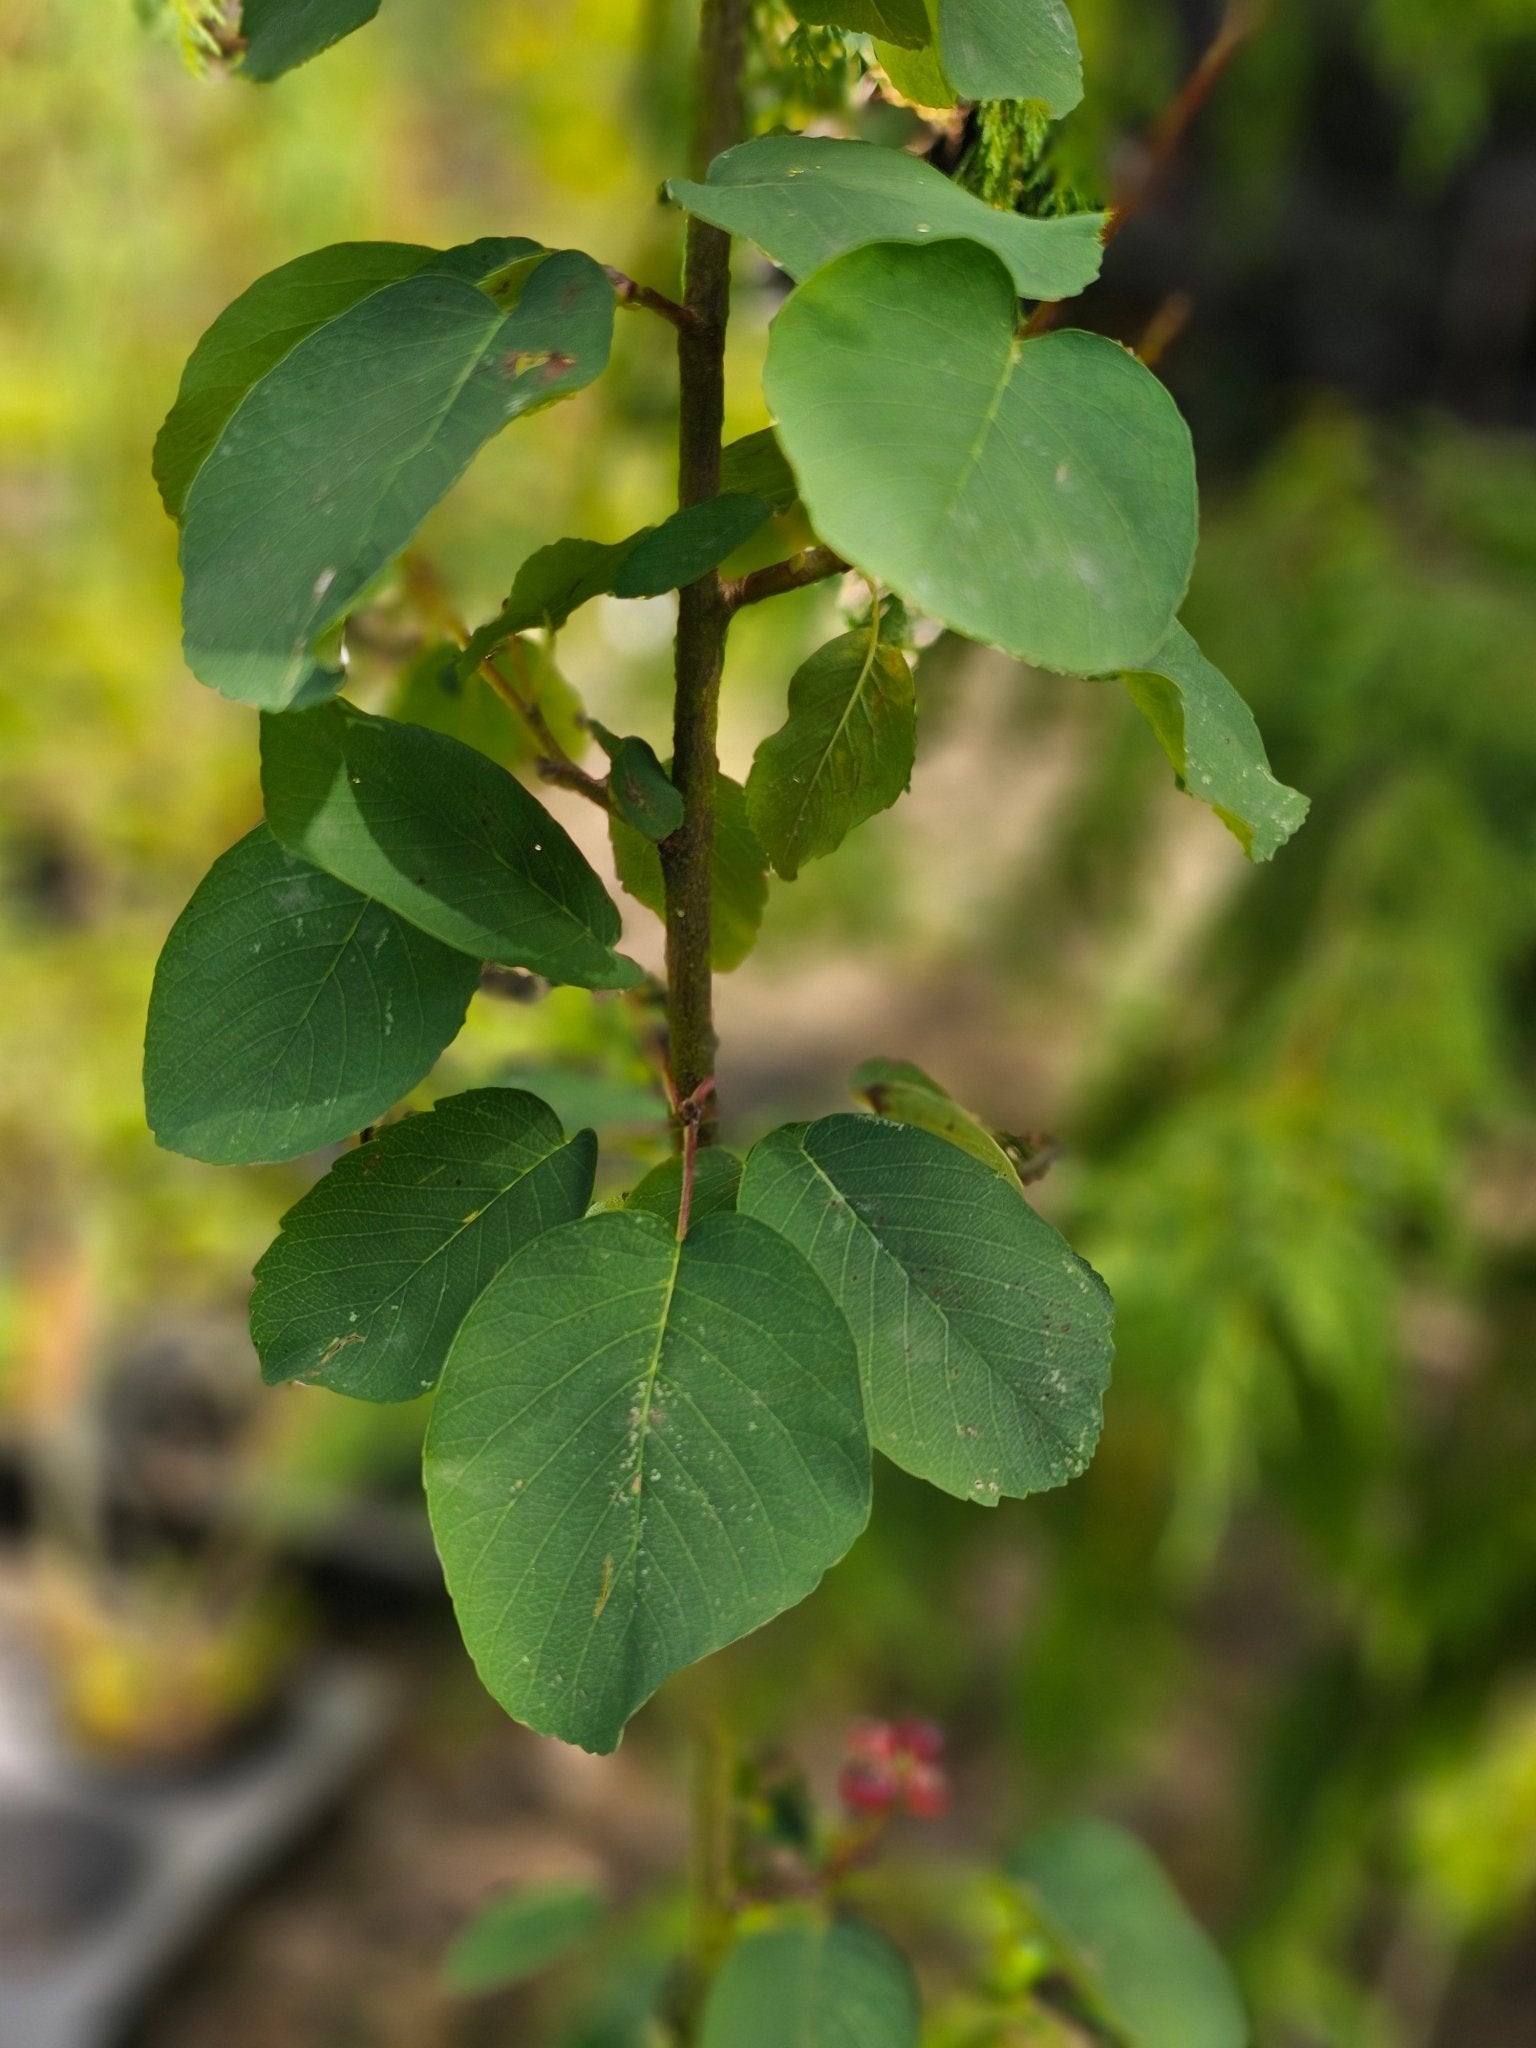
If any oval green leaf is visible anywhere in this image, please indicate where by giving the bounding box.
[669,137,1104,303]
[144,825,480,1165]
[238,0,382,81]
[251,1089,597,1401]
[1012,1819,1249,2048]
[939,0,1083,116]
[179,247,613,709]
[261,701,641,989]
[701,1918,920,2048]
[747,624,915,880]
[765,241,1197,677]
[425,1209,871,1752]
[443,1880,606,1997]
[610,769,768,973]
[1119,622,1309,862]
[738,1115,1112,1504]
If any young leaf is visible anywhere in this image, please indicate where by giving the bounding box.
[261,701,642,989]
[237,0,381,81]
[443,1881,606,1997]
[610,770,769,972]
[626,1148,743,1229]
[789,0,929,47]
[611,495,773,599]
[144,825,479,1165]
[178,247,614,709]
[700,1919,920,2048]
[938,0,1084,117]
[670,137,1105,303]
[590,725,687,842]
[875,3,955,109]
[1011,1820,1248,2048]
[250,1089,597,1402]
[746,623,915,880]
[765,242,1197,677]
[738,1116,1112,1505]
[462,494,771,672]
[465,536,643,664]
[1118,623,1309,861]
[850,1056,1025,1192]
[721,429,800,515]
[424,1210,871,1753]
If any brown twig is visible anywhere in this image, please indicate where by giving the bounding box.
[656,0,751,1144]
[673,1078,717,1241]
[1135,290,1194,368]
[1023,0,1266,338]
[401,554,610,811]
[723,544,849,612]
[604,266,703,334]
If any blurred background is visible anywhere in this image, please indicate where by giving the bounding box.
[2,0,1535,2042]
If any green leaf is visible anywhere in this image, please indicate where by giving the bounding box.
[261,700,641,989]
[1118,623,1309,861]
[610,770,768,973]
[746,624,915,880]
[250,1089,597,1402]
[155,242,504,519]
[701,1919,920,2048]
[591,725,687,842]
[938,0,1084,117]
[721,429,800,515]
[626,1149,742,1229]
[789,0,929,46]
[466,536,642,664]
[463,494,771,673]
[443,1881,606,1996]
[738,1115,1112,1504]
[178,246,613,708]
[612,496,773,599]
[238,0,380,81]
[850,1057,1025,1192]
[669,138,1104,303]
[425,1209,871,1752]
[144,825,479,1165]
[1011,1820,1248,2048]
[875,1,955,108]
[765,243,1196,676]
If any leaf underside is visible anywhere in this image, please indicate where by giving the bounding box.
[144,824,479,1165]
[1119,622,1309,861]
[939,0,1084,115]
[251,1088,597,1400]
[669,136,1105,303]
[425,1209,871,1752]
[738,1115,1113,1504]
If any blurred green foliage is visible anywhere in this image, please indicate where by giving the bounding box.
[3,0,1535,2041]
